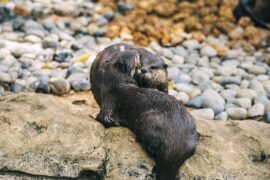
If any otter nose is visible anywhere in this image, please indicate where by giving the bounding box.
[141,68,147,73]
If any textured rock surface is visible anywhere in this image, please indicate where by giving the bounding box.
[0,93,270,179]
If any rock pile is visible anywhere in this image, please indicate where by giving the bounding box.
[0,93,269,179]
[0,0,270,122]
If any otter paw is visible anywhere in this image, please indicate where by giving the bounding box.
[96,113,119,127]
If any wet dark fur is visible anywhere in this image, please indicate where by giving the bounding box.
[90,43,168,106]
[234,0,270,29]
[97,51,197,180]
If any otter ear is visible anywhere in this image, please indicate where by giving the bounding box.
[163,64,168,69]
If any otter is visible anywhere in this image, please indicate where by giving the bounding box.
[96,50,197,180]
[90,43,168,106]
[234,0,270,29]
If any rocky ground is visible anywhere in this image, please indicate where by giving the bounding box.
[0,0,270,122]
[0,93,269,180]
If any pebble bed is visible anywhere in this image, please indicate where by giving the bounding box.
[0,0,270,123]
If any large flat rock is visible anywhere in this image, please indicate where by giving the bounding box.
[0,93,269,179]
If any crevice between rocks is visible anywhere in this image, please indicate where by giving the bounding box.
[0,169,101,180]
[251,151,270,164]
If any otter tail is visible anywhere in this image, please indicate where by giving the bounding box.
[155,158,184,180]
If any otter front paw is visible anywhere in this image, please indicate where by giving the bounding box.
[96,113,119,127]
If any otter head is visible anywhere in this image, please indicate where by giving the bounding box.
[134,53,168,92]
[114,50,141,76]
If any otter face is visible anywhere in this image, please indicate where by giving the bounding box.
[134,53,168,92]
[114,50,141,76]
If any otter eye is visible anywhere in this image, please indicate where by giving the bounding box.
[150,66,158,70]
[163,64,168,69]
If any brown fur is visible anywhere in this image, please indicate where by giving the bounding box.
[97,51,197,180]
[90,43,168,106]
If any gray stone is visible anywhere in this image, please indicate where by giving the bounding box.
[10,45,27,58]
[221,60,240,68]
[168,89,178,96]
[198,56,209,67]
[49,77,70,95]
[18,58,33,69]
[247,65,267,75]
[225,84,240,91]
[240,62,253,70]
[248,103,265,117]
[66,65,84,78]
[182,40,200,50]
[192,71,209,85]
[256,75,269,82]
[263,80,270,97]
[186,95,203,108]
[96,37,112,45]
[11,79,26,93]
[202,90,225,114]
[33,74,50,94]
[237,89,257,100]
[188,87,201,98]
[233,98,252,109]
[31,6,51,19]
[0,48,11,60]
[249,80,266,95]
[198,82,212,91]
[240,80,250,89]
[26,76,39,92]
[42,38,58,49]
[97,17,109,26]
[265,104,270,112]
[254,95,270,106]
[185,52,200,64]
[53,3,77,16]
[175,92,189,104]
[211,82,224,91]
[221,89,237,102]
[0,86,4,96]
[159,48,174,59]
[67,73,87,83]
[175,83,192,93]
[104,11,115,20]
[200,46,217,57]
[0,64,8,72]
[216,66,235,76]
[225,50,240,59]
[71,78,91,92]
[50,69,67,79]
[214,111,228,121]
[190,108,215,120]
[53,52,73,62]
[172,46,187,57]
[226,103,239,108]
[218,76,241,86]
[118,2,134,14]
[0,71,12,83]
[167,67,180,80]
[227,107,248,120]
[174,74,191,84]
[19,69,31,79]
[265,112,270,123]
[24,35,42,43]
[172,55,185,64]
